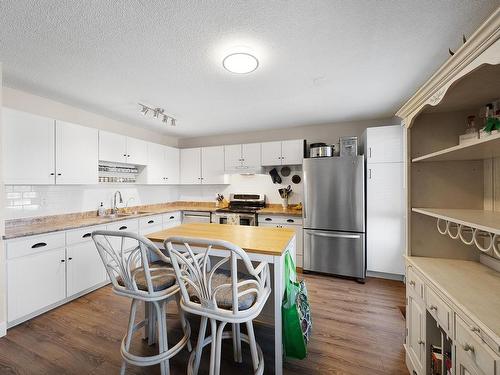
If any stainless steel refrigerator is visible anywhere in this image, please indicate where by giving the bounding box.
[303,156,366,281]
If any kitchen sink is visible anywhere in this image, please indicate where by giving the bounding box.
[105,211,153,218]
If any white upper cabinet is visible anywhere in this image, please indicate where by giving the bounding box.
[164,146,180,184]
[180,148,202,184]
[262,139,303,166]
[202,146,225,184]
[242,143,262,169]
[55,121,98,185]
[261,141,282,166]
[147,143,179,184]
[281,139,304,165]
[180,146,225,184]
[146,142,167,184]
[365,125,403,163]
[224,144,242,172]
[125,137,148,165]
[3,108,55,184]
[99,130,127,163]
[225,143,262,172]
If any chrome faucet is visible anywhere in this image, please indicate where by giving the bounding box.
[112,190,123,215]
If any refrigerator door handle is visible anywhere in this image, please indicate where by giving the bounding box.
[307,231,361,239]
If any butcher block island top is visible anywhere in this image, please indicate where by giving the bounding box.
[147,223,295,256]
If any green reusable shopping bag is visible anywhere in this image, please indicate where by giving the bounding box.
[282,253,312,359]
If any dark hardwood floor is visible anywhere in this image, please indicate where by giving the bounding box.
[0,274,407,375]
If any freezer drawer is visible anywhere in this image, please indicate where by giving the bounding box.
[304,229,365,279]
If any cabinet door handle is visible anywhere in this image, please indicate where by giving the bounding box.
[31,242,47,249]
[50,173,55,176]
[265,218,272,221]
[286,219,294,223]
[119,226,127,230]
[82,233,92,238]
[127,154,130,157]
[68,257,73,261]
[148,220,154,224]
[57,173,62,176]
[417,339,424,345]
[169,216,175,219]
[60,259,65,263]
[123,154,127,157]
[429,305,438,312]
[462,343,474,352]
[470,326,480,333]
[409,280,416,287]
[368,169,372,179]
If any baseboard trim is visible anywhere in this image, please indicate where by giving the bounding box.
[0,321,6,338]
[366,270,404,281]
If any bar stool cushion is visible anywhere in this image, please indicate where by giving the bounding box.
[117,261,177,292]
[188,269,257,311]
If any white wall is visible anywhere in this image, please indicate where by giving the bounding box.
[4,184,179,219]
[0,63,6,335]
[2,87,178,147]
[178,117,400,149]
[178,166,303,205]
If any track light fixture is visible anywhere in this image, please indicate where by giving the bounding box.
[139,103,176,126]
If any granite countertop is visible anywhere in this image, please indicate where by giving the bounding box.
[4,201,303,240]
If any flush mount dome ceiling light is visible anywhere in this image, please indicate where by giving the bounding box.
[223,53,259,74]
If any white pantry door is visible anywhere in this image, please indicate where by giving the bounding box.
[56,121,98,184]
[3,108,55,184]
[366,162,404,275]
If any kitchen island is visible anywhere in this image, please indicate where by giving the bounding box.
[147,222,297,375]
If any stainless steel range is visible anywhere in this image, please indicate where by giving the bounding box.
[212,193,265,226]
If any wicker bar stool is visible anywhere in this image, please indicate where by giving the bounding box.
[92,230,192,375]
[163,236,271,375]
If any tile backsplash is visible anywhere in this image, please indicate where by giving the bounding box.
[178,167,303,205]
[4,184,179,219]
[5,167,303,219]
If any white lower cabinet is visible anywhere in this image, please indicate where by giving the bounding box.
[139,215,163,235]
[163,211,181,229]
[405,262,500,375]
[66,225,107,298]
[407,292,426,373]
[66,241,107,297]
[258,215,303,267]
[7,247,66,323]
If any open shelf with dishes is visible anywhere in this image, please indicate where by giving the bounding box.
[98,162,144,184]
